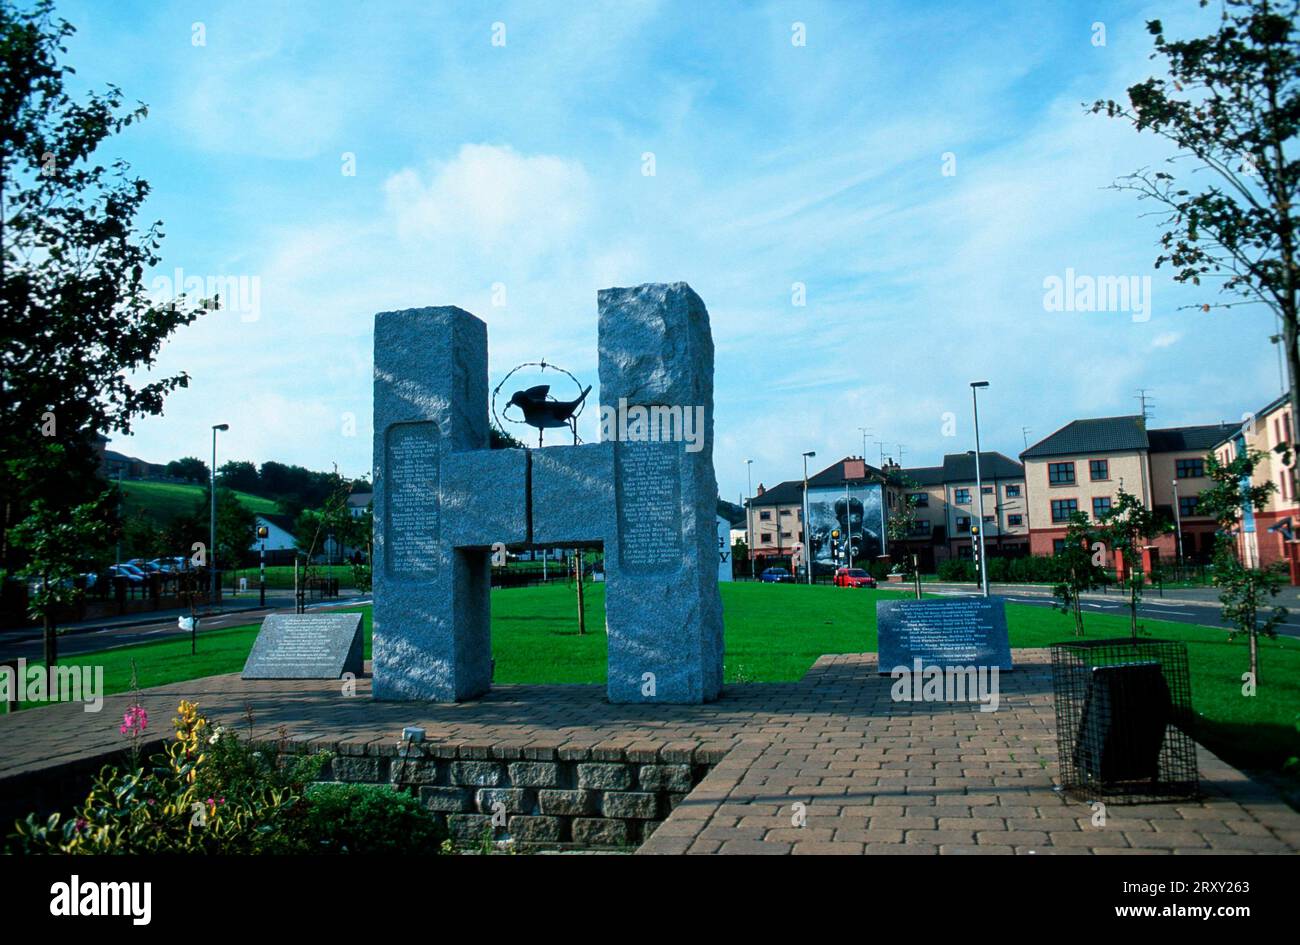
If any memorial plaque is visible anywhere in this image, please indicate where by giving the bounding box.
[876,596,1012,672]
[385,421,439,578]
[242,612,364,679]
[616,441,682,572]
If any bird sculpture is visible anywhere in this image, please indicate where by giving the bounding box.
[508,384,592,446]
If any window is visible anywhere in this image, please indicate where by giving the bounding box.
[1052,539,1068,555]
[1175,458,1204,479]
[954,488,971,504]
[1051,498,1078,522]
[955,516,971,534]
[780,531,791,540]
[1092,496,1112,520]
[981,485,994,495]
[983,515,995,524]
[909,492,929,508]
[1049,462,1076,484]
[1179,496,1199,518]
[910,520,932,536]
[759,511,771,521]
[763,533,774,544]
[1089,459,1109,481]
[1006,484,1021,498]
[1007,514,1023,527]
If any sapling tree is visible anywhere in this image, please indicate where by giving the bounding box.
[1051,511,1106,637]
[1197,445,1290,686]
[1098,487,1174,640]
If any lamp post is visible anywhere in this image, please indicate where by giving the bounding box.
[745,459,754,578]
[210,423,229,603]
[1172,478,1185,567]
[802,450,816,585]
[970,382,990,597]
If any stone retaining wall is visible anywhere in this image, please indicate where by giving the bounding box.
[301,741,722,849]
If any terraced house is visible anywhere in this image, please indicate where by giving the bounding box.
[895,453,1028,569]
[1020,416,1237,566]
[1213,393,1297,572]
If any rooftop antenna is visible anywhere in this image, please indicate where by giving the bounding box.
[896,443,907,466]
[1136,388,1155,422]
[1021,426,1031,450]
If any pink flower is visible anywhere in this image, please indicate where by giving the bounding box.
[120,705,149,737]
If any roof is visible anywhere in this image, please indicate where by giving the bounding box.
[747,480,804,507]
[807,456,887,489]
[941,452,1023,482]
[346,492,373,508]
[899,465,945,487]
[1147,423,1237,453]
[716,498,746,527]
[1021,416,1149,459]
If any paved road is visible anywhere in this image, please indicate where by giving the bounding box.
[923,582,1300,639]
[0,594,371,662]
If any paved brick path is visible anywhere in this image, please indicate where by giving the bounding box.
[1,650,1297,853]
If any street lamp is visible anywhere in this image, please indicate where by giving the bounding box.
[970,382,990,597]
[802,450,816,585]
[745,459,754,577]
[210,423,229,603]
[1172,478,1185,566]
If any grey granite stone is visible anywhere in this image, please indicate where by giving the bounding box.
[601,791,660,820]
[507,761,561,788]
[507,816,563,843]
[577,763,633,791]
[537,789,597,816]
[371,283,724,706]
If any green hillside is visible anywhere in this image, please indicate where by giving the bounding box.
[120,480,282,526]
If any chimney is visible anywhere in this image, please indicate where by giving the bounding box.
[844,458,866,480]
[756,483,765,496]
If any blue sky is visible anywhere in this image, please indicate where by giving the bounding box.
[61,0,1273,502]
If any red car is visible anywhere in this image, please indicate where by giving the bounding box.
[833,567,877,588]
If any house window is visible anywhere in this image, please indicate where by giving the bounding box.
[909,492,929,508]
[954,488,971,504]
[780,531,792,540]
[1050,498,1078,522]
[1006,484,1021,498]
[1175,458,1204,479]
[1052,539,1068,555]
[1179,496,1199,518]
[763,534,774,544]
[759,511,771,521]
[1007,514,1023,527]
[955,516,971,534]
[910,520,932,536]
[982,485,994,495]
[1092,497,1112,520]
[1049,462,1076,485]
[1089,459,1109,481]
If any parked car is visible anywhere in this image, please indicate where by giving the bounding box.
[109,564,145,583]
[833,567,877,588]
[760,567,794,583]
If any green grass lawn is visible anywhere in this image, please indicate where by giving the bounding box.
[15,583,1299,781]
[121,480,281,526]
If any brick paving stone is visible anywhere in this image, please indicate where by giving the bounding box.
[2,649,1295,857]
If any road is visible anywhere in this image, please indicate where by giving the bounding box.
[923,581,1300,639]
[0,593,372,663]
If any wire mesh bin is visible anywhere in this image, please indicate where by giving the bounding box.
[1050,639,1199,803]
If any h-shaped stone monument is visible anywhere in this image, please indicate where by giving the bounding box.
[371,282,724,704]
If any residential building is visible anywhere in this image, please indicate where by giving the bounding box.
[1021,415,1235,565]
[1214,393,1297,570]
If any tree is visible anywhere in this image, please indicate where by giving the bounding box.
[9,486,113,665]
[1091,1,1300,445]
[1,3,206,594]
[1098,487,1174,640]
[165,457,208,484]
[1052,511,1107,637]
[217,460,259,493]
[1197,445,1290,685]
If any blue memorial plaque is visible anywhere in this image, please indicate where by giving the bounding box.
[876,596,1013,673]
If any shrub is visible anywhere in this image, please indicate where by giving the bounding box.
[9,700,328,854]
[937,559,976,581]
[301,783,445,854]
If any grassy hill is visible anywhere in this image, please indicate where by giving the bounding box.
[120,480,282,526]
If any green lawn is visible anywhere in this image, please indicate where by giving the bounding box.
[121,480,281,526]
[15,583,1300,780]
[225,564,359,591]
